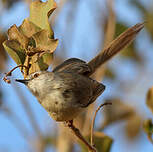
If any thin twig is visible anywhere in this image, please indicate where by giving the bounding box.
[24,56,30,78]
[66,120,97,152]
[3,65,28,83]
[90,103,112,146]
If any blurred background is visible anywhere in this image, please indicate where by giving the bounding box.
[0,0,153,151]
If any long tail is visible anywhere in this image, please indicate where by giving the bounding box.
[87,23,144,75]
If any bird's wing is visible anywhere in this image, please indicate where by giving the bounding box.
[56,72,105,107]
[53,58,91,75]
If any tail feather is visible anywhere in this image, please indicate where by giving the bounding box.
[87,23,144,75]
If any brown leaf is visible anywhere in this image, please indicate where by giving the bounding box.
[32,30,58,53]
[8,24,29,49]
[144,12,153,40]
[0,32,7,70]
[125,114,141,139]
[102,98,135,128]
[28,53,52,74]
[3,0,58,76]
[19,19,41,38]
[146,87,153,114]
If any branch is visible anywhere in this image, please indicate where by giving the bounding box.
[66,120,97,152]
[3,64,28,83]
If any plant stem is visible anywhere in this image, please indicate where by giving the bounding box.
[66,120,97,152]
[90,103,112,146]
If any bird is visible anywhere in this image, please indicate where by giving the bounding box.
[16,58,105,121]
[15,23,144,121]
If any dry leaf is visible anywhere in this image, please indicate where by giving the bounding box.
[102,98,135,127]
[8,24,29,49]
[3,0,58,75]
[146,87,153,114]
[19,19,41,38]
[0,33,7,70]
[32,30,58,53]
[125,114,141,139]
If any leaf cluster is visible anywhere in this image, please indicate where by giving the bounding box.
[3,0,58,77]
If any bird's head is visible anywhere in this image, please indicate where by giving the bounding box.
[16,71,52,97]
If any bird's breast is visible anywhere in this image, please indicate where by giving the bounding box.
[40,88,82,121]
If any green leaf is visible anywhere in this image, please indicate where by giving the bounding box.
[143,119,153,135]
[115,23,128,37]
[143,119,153,143]
[80,132,113,152]
[146,87,153,114]
[29,0,57,38]
[3,40,25,65]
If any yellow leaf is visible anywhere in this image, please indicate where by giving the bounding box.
[29,0,57,38]
[3,40,25,65]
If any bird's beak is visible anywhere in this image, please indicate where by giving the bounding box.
[15,79,30,84]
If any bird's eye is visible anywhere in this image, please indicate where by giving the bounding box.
[33,73,40,78]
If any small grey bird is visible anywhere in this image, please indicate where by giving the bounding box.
[16,58,105,121]
[16,23,144,121]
